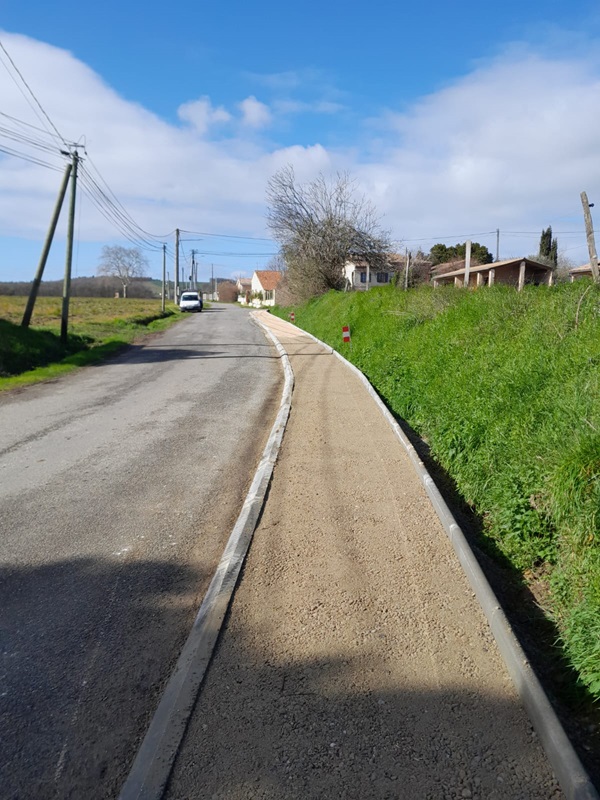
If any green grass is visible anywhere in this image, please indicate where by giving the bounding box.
[273,281,600,698]
[0,295,180,390]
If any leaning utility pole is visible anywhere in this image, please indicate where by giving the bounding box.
[161,243,166,313]
[60,151,79,344]
[580,191,600,283]
[175,228,180,301]
[22,161,73,328]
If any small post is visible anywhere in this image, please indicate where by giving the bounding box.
[464,240,472,288]
[580,191,600,283]
[404,249,410,291]
[518,260,526,291]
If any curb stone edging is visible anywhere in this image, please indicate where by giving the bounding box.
[280,316,598,800]
[118,315,294,800]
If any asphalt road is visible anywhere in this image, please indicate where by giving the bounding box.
[0,304,281,800]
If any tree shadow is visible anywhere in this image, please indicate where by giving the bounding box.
[0,556,209,800]
[164,617,566,799]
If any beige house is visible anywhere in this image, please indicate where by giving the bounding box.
[236,277,252,304]
[431,257,554,290]
[250,270,283,306]
[343,254,405,290]
[568,264,595,281]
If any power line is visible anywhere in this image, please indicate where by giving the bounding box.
[0,144,63,171]
[83,150,175,241]
[179,228,274,242]
[0,38,69,148]
[401,231,496,243]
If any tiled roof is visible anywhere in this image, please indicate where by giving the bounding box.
[254,270,283,291]
[569,264,593,274]
[431,257,552,278]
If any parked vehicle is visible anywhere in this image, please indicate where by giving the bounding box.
[179,291,203,312]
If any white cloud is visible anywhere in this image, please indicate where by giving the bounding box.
[238,95,272,128]
[177,96,231,134]
[1,31,600,280]
[353,50,600,260]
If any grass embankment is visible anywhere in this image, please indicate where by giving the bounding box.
[0,295,179,391]
[273,282,600,699]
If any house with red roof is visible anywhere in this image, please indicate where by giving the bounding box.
[251,270,283,306]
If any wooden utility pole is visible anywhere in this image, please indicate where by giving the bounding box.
[22,161,72,328]
[496,228,500,262]
[175,228,180,301]
[161,243,166,313]
[190,249,197,289]
[404,248,410,291]
[60,151,79,344]
[580,191,600,283]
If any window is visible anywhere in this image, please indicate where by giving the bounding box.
[360,272,367,283]
[376,272,389,283]
[265,290,273,300]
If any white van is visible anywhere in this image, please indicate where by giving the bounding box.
[179,291,203,312]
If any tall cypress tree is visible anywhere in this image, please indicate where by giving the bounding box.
[539,226,558,266]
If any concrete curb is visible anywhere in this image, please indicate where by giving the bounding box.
[275,315,598,800]
[118,316,294,800]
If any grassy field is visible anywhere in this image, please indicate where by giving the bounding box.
[0,295,180,390]
[273,281,600,700]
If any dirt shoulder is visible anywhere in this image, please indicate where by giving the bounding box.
[165,313,562,799]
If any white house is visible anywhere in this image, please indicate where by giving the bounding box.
[251,270,283,306]
[343,255,404,290]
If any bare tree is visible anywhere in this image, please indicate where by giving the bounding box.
[97,245,149,298]
[266,166,391,300]
[265,252,288,272]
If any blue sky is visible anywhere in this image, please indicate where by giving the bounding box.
[1,1,600,284]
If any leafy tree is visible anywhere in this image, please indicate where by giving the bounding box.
[97,246,149,298]
[538,226,558,267]
[266,166,391,300]
[429,242,493,266]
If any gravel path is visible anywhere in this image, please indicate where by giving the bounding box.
[165,313,562,800]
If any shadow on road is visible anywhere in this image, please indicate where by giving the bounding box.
[0,556,209,800]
